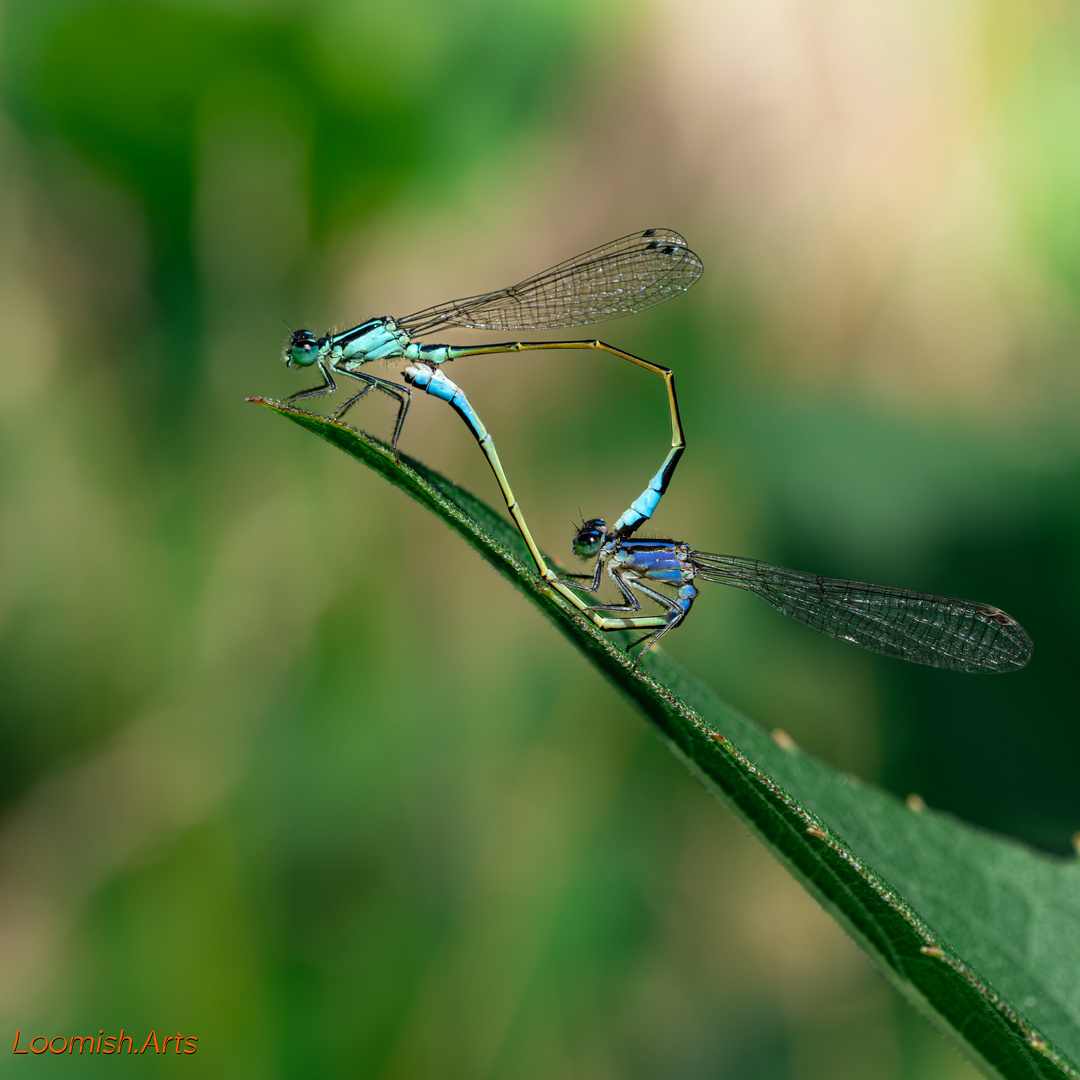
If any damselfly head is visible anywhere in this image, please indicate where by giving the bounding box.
[284,328,320,368]
[572,519,607,560]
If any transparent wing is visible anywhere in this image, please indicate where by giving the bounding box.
[398,229,703,335]
[690,552,1032,673]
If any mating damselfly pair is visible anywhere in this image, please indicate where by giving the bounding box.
[277,229,1032,673]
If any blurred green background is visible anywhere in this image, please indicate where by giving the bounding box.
[0,0,1077,1077]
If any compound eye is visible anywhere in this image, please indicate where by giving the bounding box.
[571,518,606,559]
[573,534,602,559]
[285,329,319,367]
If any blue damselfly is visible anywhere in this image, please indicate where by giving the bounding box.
[561,519,1033,670]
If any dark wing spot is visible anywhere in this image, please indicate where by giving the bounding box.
[978,605,1017,627]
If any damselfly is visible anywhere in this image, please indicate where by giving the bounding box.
[284,230,703,573]
[560,518,1033,670]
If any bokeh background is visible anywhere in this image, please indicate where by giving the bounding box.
[1,1,1077,1077]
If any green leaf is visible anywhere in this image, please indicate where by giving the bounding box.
[250,397,1080,1080]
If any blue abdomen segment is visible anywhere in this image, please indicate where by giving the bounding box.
[415,343,455,365]
[404,365,489,441]
[671,583,698,618]
[611,464,668,536]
